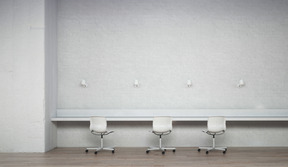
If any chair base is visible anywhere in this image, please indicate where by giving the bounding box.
[147,146,176,154]
[146,135,176,155]
[85,135,114,154]
[198,134,227,154]
[199,146,227,151]
[86,147,115,154]
[198,146,227,153]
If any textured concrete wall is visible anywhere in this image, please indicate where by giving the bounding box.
[56,0,288,147]
[57,121,288,147]
[57,0,288,110]
[0,0,45,152]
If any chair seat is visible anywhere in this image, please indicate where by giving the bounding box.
[152,130,171,136]
[91,130,114,136]
[203,130,225,136]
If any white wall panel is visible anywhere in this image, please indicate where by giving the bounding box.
[45,0,58,152]
[0,0,45,152]
[57,0,288,111]
[57,121,288,147]
[56,0,288,147]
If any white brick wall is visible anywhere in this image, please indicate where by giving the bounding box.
[56,0,288,147]
[57,121,288,147]
[57,0,288,110]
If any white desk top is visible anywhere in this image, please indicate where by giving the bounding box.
[52,109,288,121]
[51,116,288,121]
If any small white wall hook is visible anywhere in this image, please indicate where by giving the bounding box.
[187,80,192,87]
[80,79,88,88]
[237,79,245,88]
[134,80,139,87]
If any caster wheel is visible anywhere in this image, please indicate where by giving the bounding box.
[162,151,165,155]
[94,151,97,154]
[223,151,226,154]
[112,150,115,154]
[146,150,149,154]
[197,149,201,152]
[173,149,176,153]
[206,151,209,154]
[85,150,88,153]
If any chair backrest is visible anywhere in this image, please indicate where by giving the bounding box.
[90,116,107,133]
[207,116,226,132]
[153,116,172,132]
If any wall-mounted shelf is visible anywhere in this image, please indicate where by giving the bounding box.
[51,116,288,122]
[53,109,288,122]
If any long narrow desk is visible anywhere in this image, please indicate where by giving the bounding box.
[51,116,288,121]
[52,109,288,121]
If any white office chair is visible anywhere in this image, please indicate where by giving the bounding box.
[146,116,176,155]
[198,116,227,154]
[85,116,115,154]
